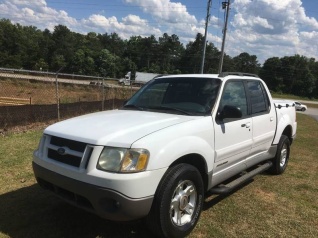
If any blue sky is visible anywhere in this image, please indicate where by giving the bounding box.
[1,0,318,64]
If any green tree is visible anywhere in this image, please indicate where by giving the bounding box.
[280,55,315,96]
[0,19,23,67]
[221,54,235,72]
[139,35,158,71]
[204,42,222,73]
[39,29,54,68]
[117,57,137,78]
[125,35,159,72]
[97,49,120,78]
[99,32,125,58]
[308,58,318,98]
[20,25,44,69]
[158,33,184,73]
[180,33,205,73]
[50,25,80,71]
[260,57,284,92]
[125,36,142,69]
[34,58,49,71]
[233,52,260,74]
[51,54,66,70]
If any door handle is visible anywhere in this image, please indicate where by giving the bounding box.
[241,122,251,128]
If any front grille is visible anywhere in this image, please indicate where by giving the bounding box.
[48,149,82,167]
[50,136,86,152]
[46,135,92,168]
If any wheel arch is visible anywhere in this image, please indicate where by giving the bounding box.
[282,125,293,144]
[170,154,209,192]
[273,112,295,145]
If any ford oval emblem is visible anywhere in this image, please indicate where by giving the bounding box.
[57,147,66,155]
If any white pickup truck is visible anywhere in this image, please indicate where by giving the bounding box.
[33,72,297,238]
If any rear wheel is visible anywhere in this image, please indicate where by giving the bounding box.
[269,135,290,175]
[147,164,204,238]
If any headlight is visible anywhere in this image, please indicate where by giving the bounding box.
[97,147,149,173]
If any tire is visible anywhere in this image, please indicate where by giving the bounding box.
[147,164,204,238]
[301,107,306,112]
[268,135,290,175]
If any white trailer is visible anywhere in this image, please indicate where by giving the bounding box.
[119,71,159,86]
[135,72,159,84]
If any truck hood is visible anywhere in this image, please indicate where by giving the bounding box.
[44,110,195,147]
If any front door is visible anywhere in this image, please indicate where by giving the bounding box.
[212,80,252,186]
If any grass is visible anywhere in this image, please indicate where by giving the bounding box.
[0,114,317,238]
[271,92,318,102]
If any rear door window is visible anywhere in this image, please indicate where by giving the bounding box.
[247,81,269,114]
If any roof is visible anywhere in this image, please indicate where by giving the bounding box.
[156,72,260,81]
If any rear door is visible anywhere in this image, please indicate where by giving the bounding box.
[246,80,276,165]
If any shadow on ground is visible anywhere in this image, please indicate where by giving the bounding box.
[0,179,257,238]
[0,184,152,238]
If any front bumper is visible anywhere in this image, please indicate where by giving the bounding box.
[33,162,153,221]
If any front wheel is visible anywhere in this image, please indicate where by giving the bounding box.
[269,135,290,175]
[147,164,204,238]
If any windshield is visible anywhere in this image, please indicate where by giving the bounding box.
[122,77,221,115]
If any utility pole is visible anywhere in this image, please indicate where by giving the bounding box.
[55,66,64,121]
[200,0,212,74]
[218,0,231,74]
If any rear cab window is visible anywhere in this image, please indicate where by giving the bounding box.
[246,80,270,115]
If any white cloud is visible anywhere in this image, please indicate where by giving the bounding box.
[125,1,197,37]
[123,0,224,47]
[0,0,161,38]
[123,14,147,26]
[0,0,78,31]
[81,14,161,38]
[228,0,318,63]
[125,0,197,24]
[9,0,47,9]
[297,31,318,59]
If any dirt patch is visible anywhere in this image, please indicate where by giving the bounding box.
[0,78,136,105]
[0,78,137,131]
[254,188,276,202]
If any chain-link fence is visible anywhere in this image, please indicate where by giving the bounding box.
[0,68,138,131]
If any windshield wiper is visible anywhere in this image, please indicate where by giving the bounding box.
[146,105,193,115]
[122,104,144,111]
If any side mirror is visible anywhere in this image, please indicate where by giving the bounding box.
[218,105,242,120]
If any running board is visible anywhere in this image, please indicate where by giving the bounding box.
[209,161,273,194]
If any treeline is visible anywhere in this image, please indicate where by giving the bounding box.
[0,18,318,98]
